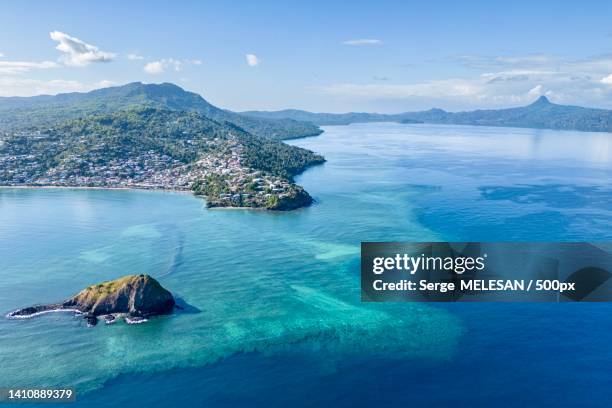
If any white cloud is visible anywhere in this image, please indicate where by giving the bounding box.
[0,52,4,58]
[144,61,165,74]
[144,58,183,74]
[50,31,115,66]
[315,52,612,109]
[126,53,144,60]
[456,53,612,79]
[527,84,544,98]
[317,79,482,100]
[315,71,612,109]
[482,69,558,78]
[96,80,116,88]
[455,54,558,69]
[0,77,115,97]
[192,59,203,65]
[0,60,58,75]
[342,39,383,46]
[566,55,612,73]
[245,54,259,67]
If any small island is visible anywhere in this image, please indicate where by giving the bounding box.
[6,274,175,326]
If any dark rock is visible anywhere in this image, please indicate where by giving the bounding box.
[125,314,148,324]
[266,186,314,211]
[85,314,98,327]
[62,274,175,317]
[7,275,175,322]
[8,306,42,317]
[6,303,63,318]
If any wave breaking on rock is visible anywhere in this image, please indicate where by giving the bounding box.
[6,274,175,326]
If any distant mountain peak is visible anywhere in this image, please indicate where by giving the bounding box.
[531,95,551,106]
[242,95,612,133]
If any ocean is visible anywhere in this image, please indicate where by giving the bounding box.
[1,122,611,407]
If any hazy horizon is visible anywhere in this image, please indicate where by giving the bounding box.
[0,81,587,115]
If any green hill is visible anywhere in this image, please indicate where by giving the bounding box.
[0,82,322,140]
[0,107,324,210]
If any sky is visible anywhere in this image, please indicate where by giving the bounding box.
[1,0,612,113]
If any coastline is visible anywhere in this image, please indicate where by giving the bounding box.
[5,308,81,319]
[0,185,191,194]
[0,184,316,211]
[278,129,325,141]
[0,131,327,210]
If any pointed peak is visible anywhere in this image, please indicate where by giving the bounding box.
[531,95,551,106]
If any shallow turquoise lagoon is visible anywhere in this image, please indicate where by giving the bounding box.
[1,123,611,407]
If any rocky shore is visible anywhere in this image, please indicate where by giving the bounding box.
[6,274,175,326]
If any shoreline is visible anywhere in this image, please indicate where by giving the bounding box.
[0,185,192,194]
[5,308,82,319]
[0,185,317,212]
[0,131,326,211]
[206,205,268,211]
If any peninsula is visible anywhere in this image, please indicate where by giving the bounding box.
[0,83,325,210]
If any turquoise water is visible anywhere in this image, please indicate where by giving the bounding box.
[1,123,611,407]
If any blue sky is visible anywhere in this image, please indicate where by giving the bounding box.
[1,0,612,112]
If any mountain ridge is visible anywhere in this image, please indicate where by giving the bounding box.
[0,82,322,140]
[242,96,612,133]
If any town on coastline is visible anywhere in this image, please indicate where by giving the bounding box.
[0,128,317,210]
[4,81,612,211]
[0,83,325,211]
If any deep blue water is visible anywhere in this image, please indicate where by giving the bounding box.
[1,123,611,407]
